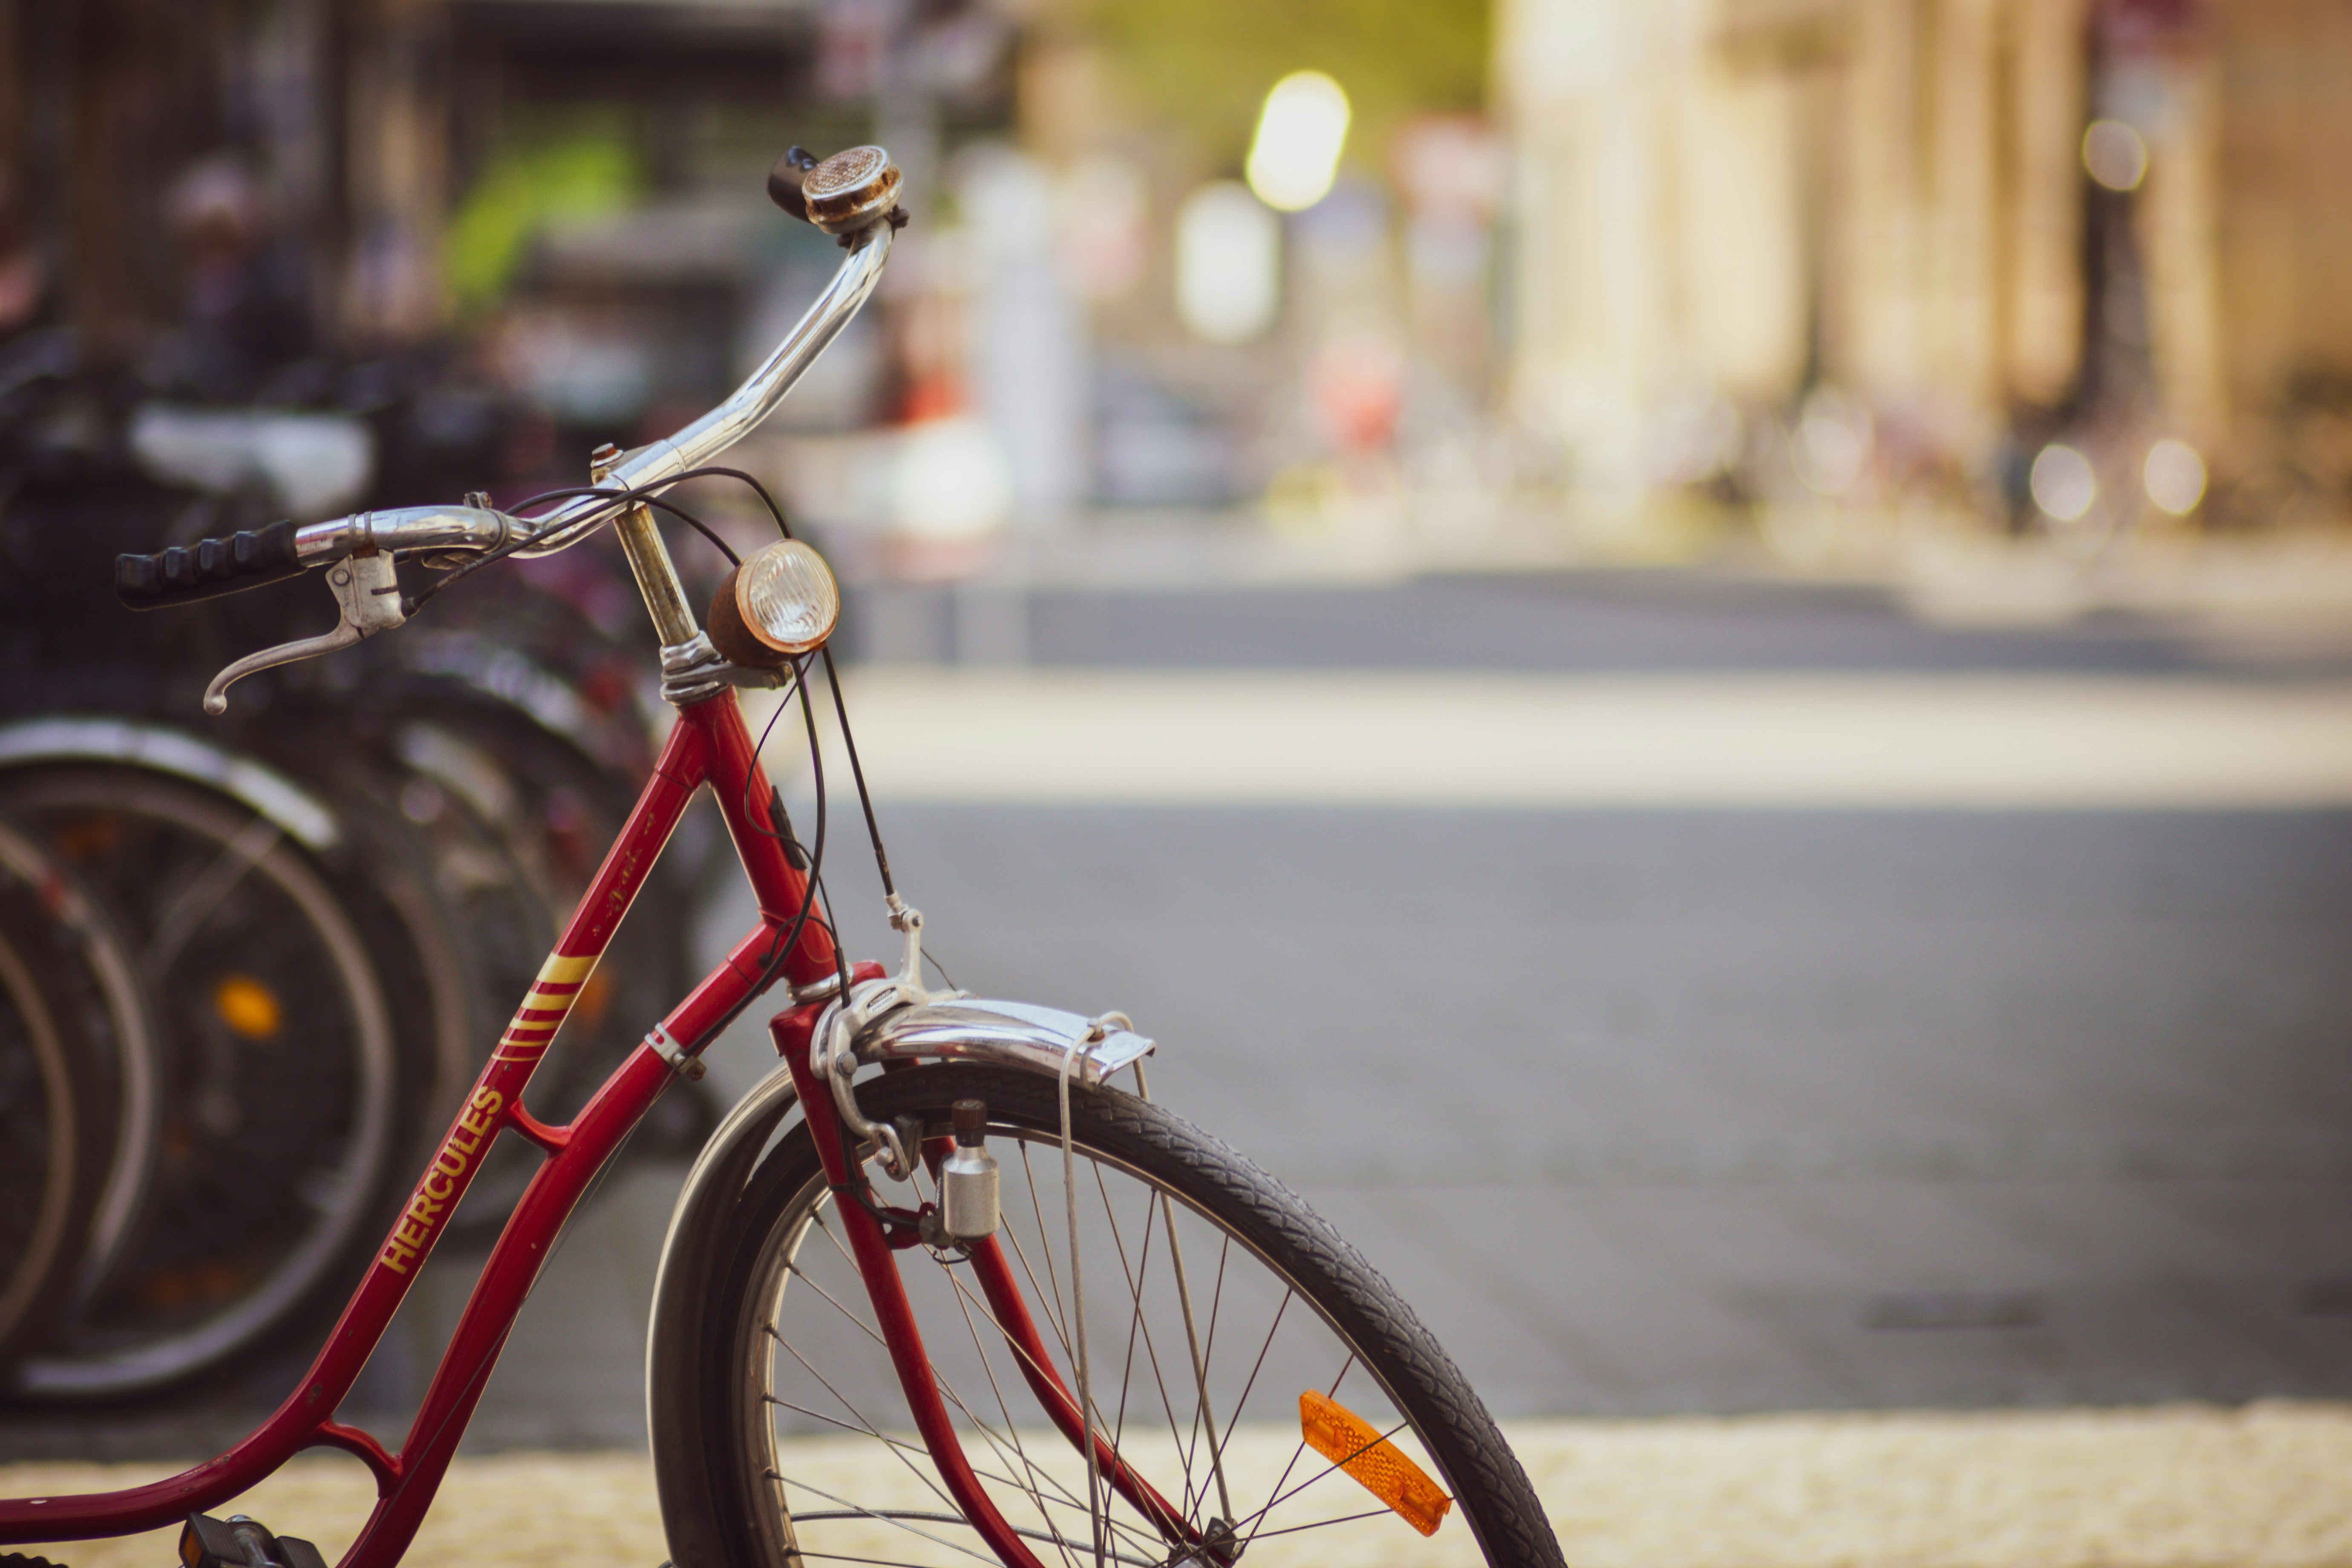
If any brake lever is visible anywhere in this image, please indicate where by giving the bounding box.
[202,551,405,715]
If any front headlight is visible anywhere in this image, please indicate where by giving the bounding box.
[708,538,840,666]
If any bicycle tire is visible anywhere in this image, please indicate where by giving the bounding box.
[652,1064,1564,1568]
[0,765,408,1400]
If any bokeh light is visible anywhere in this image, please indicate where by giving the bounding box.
[1176,181,1280,343]
[2143,438,2208,515]
[2083,119,2148,192]
[888,417,1014,539]
[2031,443,2098,522]
[1245,71,1352,213]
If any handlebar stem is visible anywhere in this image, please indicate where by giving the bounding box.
[598,448,703,649]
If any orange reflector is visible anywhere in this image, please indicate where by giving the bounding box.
[212,974,283,1040]
[1300,1389,1451,1536]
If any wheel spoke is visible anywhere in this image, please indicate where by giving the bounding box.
[924,1342,1102,1561]
[1014,1140,1074,1363]
[1228,1413,1422,1553]
[938,1266,1087,1567]
[764,1320,962,1519]
[1155,1188,1232,1529]
[772,1513,1164,1568]
[1089,1161,1150,1450]
[1225,1285,1292,1433]
[788,1188,1150,1564]
[937,1263,1089,1508]
[1248,1349,1360,1516]
[781,1202,1124,1546]
[886,1184,1144,1563]
[763,1469,999,1566]
[1087,1160,1197,1522]
[704,1073,1549,1568]
[934,1254,1170,1563]
[1239,1506,1398,1540]
[145,814,280,972]
[786,1238,891,1348]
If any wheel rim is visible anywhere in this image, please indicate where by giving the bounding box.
[0,818,161,1301]
[0,930,82,1352]
[1,770,399,1397]
[735,1112,1471,1568]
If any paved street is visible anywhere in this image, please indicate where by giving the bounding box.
[6,566,2349,1460]
[853,565,2352,677]
[720,803,2352,1424]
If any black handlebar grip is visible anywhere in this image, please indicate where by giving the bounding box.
[115,518,306,610]
[766,145,819,223]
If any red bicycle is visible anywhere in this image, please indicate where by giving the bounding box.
[2,146,1563,1568]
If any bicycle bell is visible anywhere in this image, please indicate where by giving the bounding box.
[800,145,902,236]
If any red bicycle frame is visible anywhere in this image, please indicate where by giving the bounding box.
[0,158,1205,1568]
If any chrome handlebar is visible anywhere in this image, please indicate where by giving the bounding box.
[293,219,896,570]
[293,504,521,563]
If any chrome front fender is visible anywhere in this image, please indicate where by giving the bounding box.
[856,996,1153,1086]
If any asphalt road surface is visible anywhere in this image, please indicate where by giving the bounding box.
[8,566,2349,1459]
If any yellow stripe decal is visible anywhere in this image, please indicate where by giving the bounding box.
[484,953,600,1063]
[538,953,598,986]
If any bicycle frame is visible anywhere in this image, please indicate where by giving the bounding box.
[0,160,1190,1568]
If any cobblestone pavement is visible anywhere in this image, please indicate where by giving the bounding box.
[9,1403,2352,1568]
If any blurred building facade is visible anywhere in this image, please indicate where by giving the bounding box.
[34,0,2349,551]
[0,0,447,354]
[0,0,887,351]
[1498,0,2352,528]
[2,0,1526,571]
[0,0,1033,556]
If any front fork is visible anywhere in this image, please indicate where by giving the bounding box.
[770,1000,1216,1568]
[774,997,1050,1568]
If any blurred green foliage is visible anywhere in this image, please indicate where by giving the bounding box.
[444,127,641,312]
[1082,0,1490,170]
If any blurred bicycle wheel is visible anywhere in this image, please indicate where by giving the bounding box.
[0,816,158,1316]
[0,817,136,1371]
[0,762,423,1401]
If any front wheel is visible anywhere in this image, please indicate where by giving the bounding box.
[653,1064,1563,1568]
